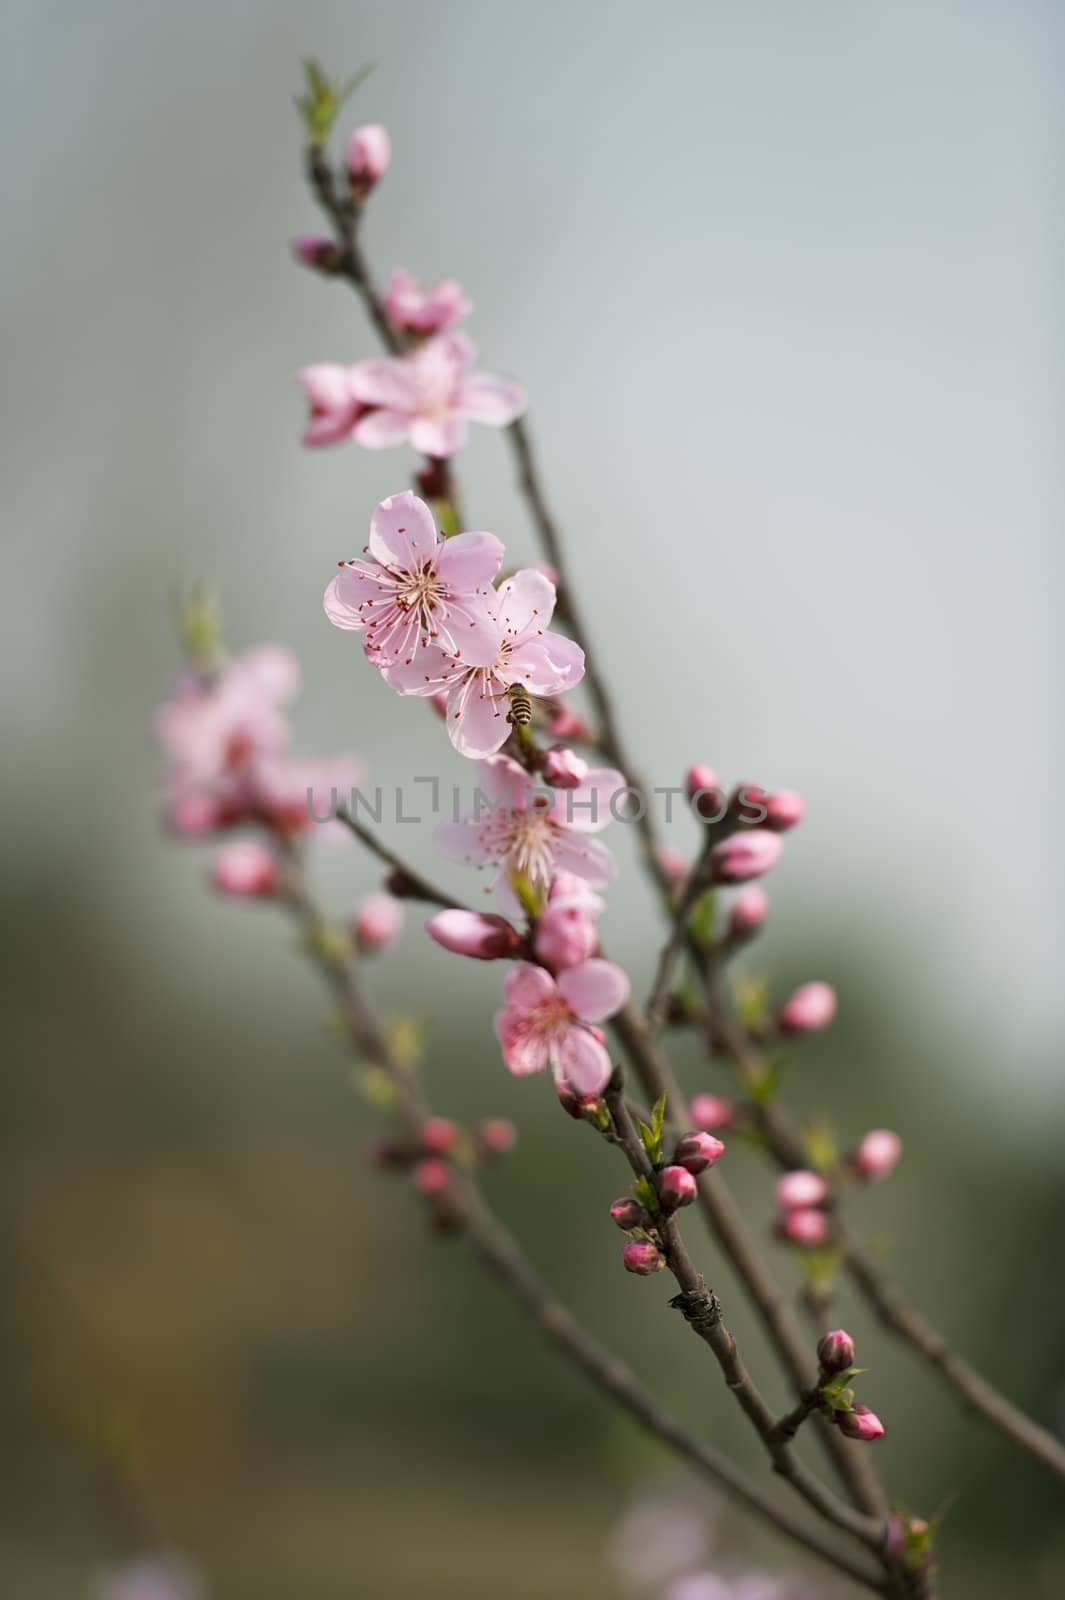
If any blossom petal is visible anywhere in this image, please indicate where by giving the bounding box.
[348,357,418,410]
[494,568,557,640]
[476,753,533,809]
[447,671,509,759]
[495,1007,549,1076]
[550,832,617,888]
[550,767,626,833]
[433,818,490,866]
[235,646,302,705]
[383,643,462,695]
[504,962,557,1008]
[558,958,630,1023]
[323,568,372,631]
[352,409,414,449]
[506,631,585,695]
[435,531,505,593]
[458,373,527,427]
[368,491,439,570]
[410,416,468,457]
[436,596,502,669]
[554,1025,612,1095]
[299,363,356,411]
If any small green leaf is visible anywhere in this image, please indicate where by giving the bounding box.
[633,1175,659,1213]
[354,1066,397,1108]
[687,888,716,946]
[737,973,770,1030]
[296,57,374,148]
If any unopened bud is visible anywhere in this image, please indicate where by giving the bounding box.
[658,1164,697,1211]
[476,1118,518,1159]
[764,789,804,832]
[534,902,599,971]
[775,1169,828,1210]
[656,845,690,888]
[292,233,340,273]
[728,885,769,938]
[555,1076,601,1120]
[710,830,783,885]
[689,1093,735,1131]
[850,1128,902,1182]
[346,123,390,195]
[834,1404,885,1442]
[412,1157,450,1195]
[609,1196,650,1231]
[778,980,836,1034]
[623,1239,665,1276]
[673,1131,725,1174]
[211,840,278,897]
[548,708,590,741]
[426,908,521,960]
[776,1207,828,1247]
[686,763,725,822]
[420,1117,457,1155]
[542,745,588,789]
[355,892,404,953]
[817,1328,856,1376]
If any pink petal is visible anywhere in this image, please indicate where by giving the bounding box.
[368,491,439,570]
[303,412,357,448]
[504,962,557,1008]
[550,832,617,887]
[349,357,418,410]
[446,672,510,760]
[382,642,461,695]
[433,818,490,866]
[476,753,533,808]
[495,1008,549,1076]
[410,416,467,457]
[299,363,356,411]
[323,568,371,631]
[458,373,527,427]
[435,531,505,592]
[440,597,503,670]
[235,646,302,704]
[494,569,557,639]
[558,958,630,1022]
[551,767,626,833]
[554,1025,612,1095]
[352,409,415,449]
[506,631,585,695]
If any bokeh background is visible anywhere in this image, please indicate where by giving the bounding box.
[2,1,1063,1595]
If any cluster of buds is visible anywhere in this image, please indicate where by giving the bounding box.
[885,1511,936,1576]
[374,1114,519,1206]
[774,1168,829,1248]
[814,1329,885,1442]
[612,1127,725,1276]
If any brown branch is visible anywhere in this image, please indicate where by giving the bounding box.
[335,806,475,913]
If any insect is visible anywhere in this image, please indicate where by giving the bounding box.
[504,682,533,728]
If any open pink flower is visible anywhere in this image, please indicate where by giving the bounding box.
[435,753,622,902]
[298,363,366,447]
[324,491,503,668]
[394,569,584,757]
[494,959,629,1095]
[384,269,472,336]
[347,332,525,456]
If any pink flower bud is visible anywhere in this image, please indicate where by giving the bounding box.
[168,791,229,836]
[689,1093,735,1131]
[420,1117,457,1155]
[764,789,805,832]
[655,845,690,888]
[412,1157,450,1195]
[710,830,783,885]
[292,233,339,273]
[777,1206,828,1247]
[534,903,599,972]
[426,909,521,961]
[673,1131,725,1174]
[658,1164,697,1211]
[728,886,769,938]
[834,1404,885,1442]
[556,1076,601,1119]
[346,123,390,193]
[547,708,589,741]
[542,745,588,789]
[817,1328,856,1376]
[610,1196,650,1231]
[775,1169,828,1210]
[623,1239,665,1275]
[355,892,404,953]
[778,980,837,1034]
[211,840,278,897]
[477,1117,518,1159]
[686,763,725,821]
[850,1128,902,1182]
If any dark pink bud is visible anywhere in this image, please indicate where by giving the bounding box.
[689,1093,735,1131]
[292,233,339,273]
[420,1117,457,1155]
[555,1076,601,1120]
[775,1169,828,1210]
[426,908,521,960]
[548,708,590,741]
[658,1164,697,1211]
[730,783,769,824]
[850,1128,902,1182]
[622,1239,665,1276]
[673,1131,725,1174]
[764,789,804,832]
[542,745,588,789]
[476,1118,518,1159]
[817,1328,856,1376]
[776,1207,828,1247]
[778,980,837,1034]
[686,763,725,821]
[728,885,769,938]
[412,1157,450,1195]
[609,1196,650,1231]
[834,1404,885,1442]
[710,831,783,885]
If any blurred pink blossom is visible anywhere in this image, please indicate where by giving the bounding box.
[384,268,472,335]
[347,332,525,456]
[494,958,628,1094]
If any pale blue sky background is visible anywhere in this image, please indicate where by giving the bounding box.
[2,0,1061,1118]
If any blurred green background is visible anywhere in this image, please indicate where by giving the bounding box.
[2,1,1063,1595]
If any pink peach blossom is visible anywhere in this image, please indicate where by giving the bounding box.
[397,570,584,758]
[533,879,604,971]
[346,332,525,456]
[298,363,366,447]
[324,491,503,669]
[435,753,621,902]
[494,959,629,1095]
[211,840,278,897]
[384,268,472,335]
